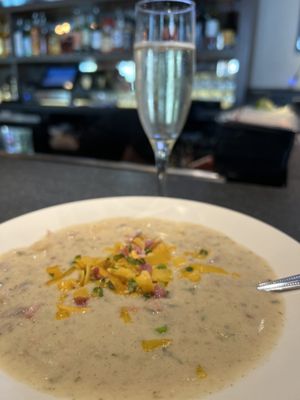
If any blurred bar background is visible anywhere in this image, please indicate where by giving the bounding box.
[0,0,299,186]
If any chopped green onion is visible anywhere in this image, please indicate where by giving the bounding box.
[185,266,194,272]
[113,254,124,261]
[199,249,208,256]
[155,325,168,334]
[92,287,104,297]
[126,256,145,265]
[107,281,115,290]
[71,254,82,264]
[156,264,167,269]
[127,279,138,293]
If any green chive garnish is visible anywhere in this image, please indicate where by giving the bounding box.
[92,287,104,297]
[72,254,82,264]
[127,279,138,293]
[155,325,168,334]
[156,264,167,269]
[126,256,145,265]
[199,249,208,256]
[113,254,124,261]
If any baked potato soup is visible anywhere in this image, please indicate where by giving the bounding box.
[0,218,284,400]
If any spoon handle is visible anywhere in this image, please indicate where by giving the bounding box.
[257,274,300,292]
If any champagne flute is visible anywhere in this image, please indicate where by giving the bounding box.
[134,0,196,195]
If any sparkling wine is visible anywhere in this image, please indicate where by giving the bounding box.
[134,41,195,149]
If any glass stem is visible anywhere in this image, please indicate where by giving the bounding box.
[153,140,171,196]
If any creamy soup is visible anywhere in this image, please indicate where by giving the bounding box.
[0,218,284,400]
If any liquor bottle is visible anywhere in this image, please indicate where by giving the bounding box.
[48,23,61,55]
[112,10,124,50]
[31,13,41,56]
[10,76,19,101]
[23,19,32,57]
[195,11,203,50]
[195,2,207,51]
[221,10,237,49]
[72,10,82,52]
[91,7,102,51]
[205,17,219,50]
[101,18,113,53]
[39,13,49,55]
[0,22,4,57]
[123,16,133,51]
[81,14,91,51]
[14,18,24,57]
[60,21,73,54]
[3,21,11,56]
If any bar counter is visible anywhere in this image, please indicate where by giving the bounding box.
[0,149,299,242]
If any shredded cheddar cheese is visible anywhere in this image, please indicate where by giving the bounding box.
[141,339,173,352]
[45,232,238,322]
[196,365,208,379]
[120,307,132,323]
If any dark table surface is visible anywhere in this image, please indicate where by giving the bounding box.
[0,142,300,243]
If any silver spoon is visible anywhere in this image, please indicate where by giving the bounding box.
[257,274,300,292]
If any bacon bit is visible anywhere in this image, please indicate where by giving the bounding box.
[74,297,89,306]
[153,284,168,299]
[132,243,144,256]
[120,246,130,257]
[90,267,101,280]
[140,263,152,274]
[145,239,160,252]
[145,239,154,248]
[130,231,143,241]
[22,304,41,319]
